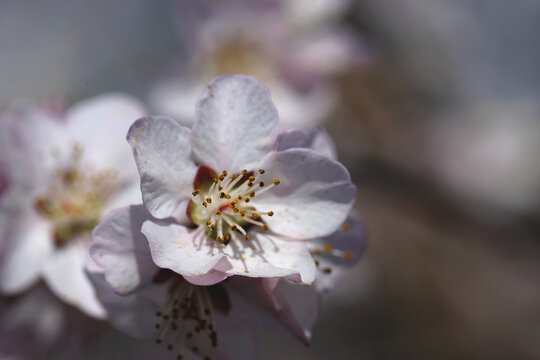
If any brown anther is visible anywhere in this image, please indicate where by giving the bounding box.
[163,314,170,320]
[215,210,222,216]
[192,347,199,353]
[262,224,269,230]
[238,195,243,200]
[210,224,216,230]
[343,251,352,260]
[202,202,208,208]
[156,311,162,316]
[323,244,333,253]
[244,198,250,203]
[315,259,320,266]
[206,220,212,226]
[155,323,161,329]
[244,234,249,240]
[177,356,183,360]
[248,182,254,187]
[213,178,219,183]
[224,235,231,242]
[219,175,225,181]
[222,170,228,176]
[168,344,174,351]
[342,222,351,231]
[322,267,332,274]
[242,169,247,175]
[233,207,239,213]
[249,176,255,182]
[219,192,226,199]
[192,189,200,196]
[230,225,237,231]
[206,198,212,203]
[218,185,223,191]
[249,191,255,197]
[251,212,260,219]
[259,169,265,174]
[273,179,280,185]
[259,181,265,187]
[267,211,274,216]
[225,194,231,199]
[231,174,238,180]
[216,236,224,243]
[239,211,246,217]
[155,338,162,344]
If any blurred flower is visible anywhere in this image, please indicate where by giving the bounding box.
[90,204,319,359]
[127,75,356,285]
[0,94,146,317]
[150,0,366,130]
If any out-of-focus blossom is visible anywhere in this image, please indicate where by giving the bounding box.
[150,0,366,130]
[90,204,320,359]
[429,102,540,212]
[128,75,356,286]
[0,94,146,317]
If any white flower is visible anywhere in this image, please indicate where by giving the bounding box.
[0,94,145,317]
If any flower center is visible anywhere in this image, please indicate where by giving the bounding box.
[188,167,279,244]
[34,143,120,247]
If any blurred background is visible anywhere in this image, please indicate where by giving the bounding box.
[2,0,540,359]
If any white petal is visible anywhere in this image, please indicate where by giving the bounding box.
[127,116,197,219]
[253,148,356,238]
[91,205,160,295]
[66,93,146,175]
[0,207,53,294]
[191,75,279,172]
[41,239,106,319]
[143,221,316,284]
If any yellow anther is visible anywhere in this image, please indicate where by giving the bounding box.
[249,191,255,198]
[218,185,223,191]
[230,225,237,231]
[241,169,247,175]
[262,224,269,230]
[219,192,226,199]
[210,224,216,230]
[206,198,212,203]
[258,169,265,174]
[222,170,228,176]
[233,207,239,213]
[259,181,265,187]
[343,252,352,260]
[202,202,208,208]
[224,235,230,241]
[225,194,231,199]
[247,182,254,187]
[323,244,333,253]
[215,210,222,216]
[213,178,219,183]
[238,195,243,200]
[273,179,280,185]
[267,211,274,216]
[244,198,250,203]
[192,189,200,196]
[231,174,238,180]
[244,234,249,240]
[251,212,260,219]
[248,176,255,182]
[216,236,223,243]
[239,211,246,217]
[219,175,225,181]
[342,222,351,231]
[206,220,212,226]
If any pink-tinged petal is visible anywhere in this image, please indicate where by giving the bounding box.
[253,148,356,239]
[127,116,197,220]
[0,207,53,294]
[88,272,168,338]
[312,215,366,292]
[66,93,146,175]
[277,127,337,160]
[41,239,106,319]
[210,310,259,360]
[91,205,160,295]
[227,277,319,346]
[183,269,229,286]
[141,221,224,280]
[192,75,279,172]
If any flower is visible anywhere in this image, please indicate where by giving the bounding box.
[149,0,367,130]
[90,204,320,359]
[0,94,146,317]
[126,75,356,286]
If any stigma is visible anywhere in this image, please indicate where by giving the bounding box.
[188,168,278,245]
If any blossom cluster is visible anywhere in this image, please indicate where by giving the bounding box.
[0,2,366,359]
